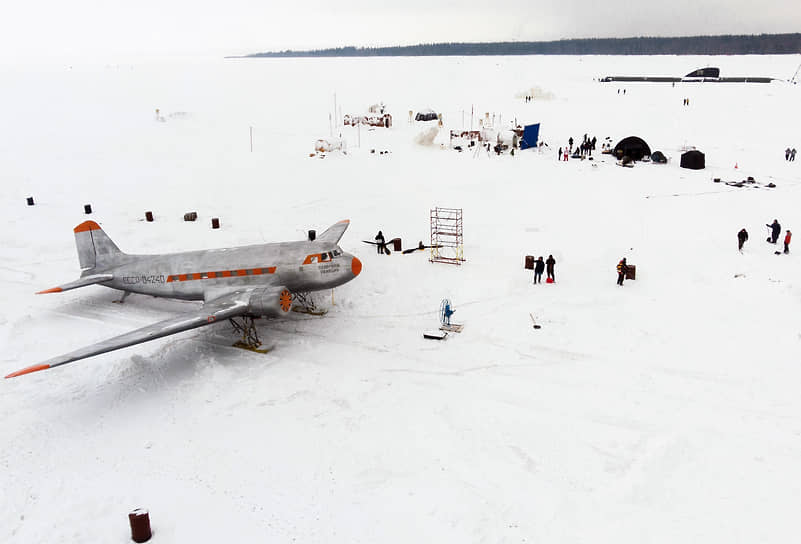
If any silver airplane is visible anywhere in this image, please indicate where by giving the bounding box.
[6,219,362,378]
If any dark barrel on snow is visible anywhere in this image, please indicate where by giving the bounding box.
[26,197,35,206]
[392,238,402,251]
[183,212,197,221]
[308,230,316,241]
[525,255,535,270]
[128,509,152,543]
[145,211,153,222]
[211,217,220,229]
[84,204,92,214]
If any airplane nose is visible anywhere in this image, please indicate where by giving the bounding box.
[351,256,362,276]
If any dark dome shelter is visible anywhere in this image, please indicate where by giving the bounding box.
[614,136,651,161]
[650,150,667,164]
[680,150,705,170]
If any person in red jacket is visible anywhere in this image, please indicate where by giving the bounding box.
[784,230,792,254]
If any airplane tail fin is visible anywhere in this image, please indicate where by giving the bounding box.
[317,219,350,244]
[73,221,123,270]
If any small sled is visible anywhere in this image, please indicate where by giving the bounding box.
[529,313,542,329]
[423,330,448,340]
[440,323,464,333]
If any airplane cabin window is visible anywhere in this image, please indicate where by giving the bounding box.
[320,253,328,262]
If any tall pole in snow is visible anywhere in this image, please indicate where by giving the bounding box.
[329,113,333,137]
[333,93,338,127]
[249,126,253,152]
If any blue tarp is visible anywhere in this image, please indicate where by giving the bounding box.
[520,123,540,150]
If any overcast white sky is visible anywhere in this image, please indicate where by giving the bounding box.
[1,0,799,61]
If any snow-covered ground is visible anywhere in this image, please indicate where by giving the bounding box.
[2,54,801,543]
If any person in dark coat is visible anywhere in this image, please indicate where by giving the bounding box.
[767,220,781,244]
[784,230,792,254]
[558,147,562,161]
[568,137,574,152]
[546,255,556,281]
[737,228,749,251]
[533,256,545,284]
[375,230,386,254]
[616,258,628,286]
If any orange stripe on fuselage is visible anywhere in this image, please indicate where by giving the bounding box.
[163,267,276,283]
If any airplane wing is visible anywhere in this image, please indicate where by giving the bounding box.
[5,292,252,378]
[317,219,350,244]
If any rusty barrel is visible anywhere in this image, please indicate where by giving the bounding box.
[392,238,402,251]
[84,204,92,214]
[211,217,220,229]
[128,509,151,543]
[525,255,535,270]
[145,211,153,222]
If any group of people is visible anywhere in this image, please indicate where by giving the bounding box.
[558,134,597,161]
[738,219,791,254]
[682,98,691,106]
[523,95,534,103]
[532,255,556,284]
[785,147,797,161]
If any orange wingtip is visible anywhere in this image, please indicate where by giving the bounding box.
[74,220,101,233]
[5,364,51,379]
[36,287,63,294]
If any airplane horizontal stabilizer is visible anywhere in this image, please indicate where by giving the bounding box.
[36,273,115,294]
[316,219,350,244]
[5,293,250,378]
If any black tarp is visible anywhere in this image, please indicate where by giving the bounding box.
[680,150,705,170]
[614,136,651,161]
[415,110,439,121]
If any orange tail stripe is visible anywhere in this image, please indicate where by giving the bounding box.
[73,221,101,233]
[267,267,276,273]
[5,364,51,379]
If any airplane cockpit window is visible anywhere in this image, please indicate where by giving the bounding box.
[320,253,328,262]
[333,249,342,257]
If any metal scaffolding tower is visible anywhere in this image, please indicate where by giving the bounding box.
[430,207,465,265]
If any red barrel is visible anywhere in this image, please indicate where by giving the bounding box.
[128,509,151,543]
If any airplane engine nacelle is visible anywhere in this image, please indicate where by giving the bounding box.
[246,286,293,317]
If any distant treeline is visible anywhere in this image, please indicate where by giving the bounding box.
[245,34,801,58]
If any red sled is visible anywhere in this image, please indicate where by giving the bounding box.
[546,278,555,284]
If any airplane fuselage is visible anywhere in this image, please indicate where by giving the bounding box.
[90,240,361,301]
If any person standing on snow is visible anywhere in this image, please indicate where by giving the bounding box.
[616,258,628,286]
[546,255,556,282]
[786,148,792,161]
[568,137,574,152]
[737,228,749,252]
[792,148,797,162]
[374,230,386,254]
[767,220,781,244]
[558,147,562,161]
[784,230,792,254]
[533,256,545,284]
